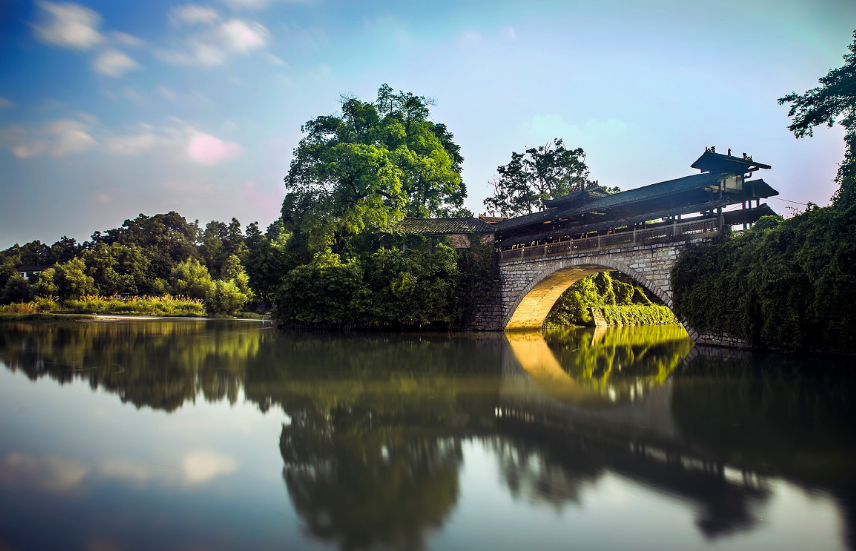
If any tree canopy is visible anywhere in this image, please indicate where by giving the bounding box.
[779,30,856,206]
[282,84,469,253]
[484,138,591,216]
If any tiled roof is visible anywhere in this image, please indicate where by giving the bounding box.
[397,217,495,234]
[496,172,729,231]
[478,216,508,224]
[542,187,610,208]
[746,179,778,199]
[691,150,771,173]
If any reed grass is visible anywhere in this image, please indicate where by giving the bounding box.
[1,295,206,317]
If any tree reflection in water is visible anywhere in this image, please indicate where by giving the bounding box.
[280,407,462,551]
[2,320,856,549]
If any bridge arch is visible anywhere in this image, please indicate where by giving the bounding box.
[501,253,674,331]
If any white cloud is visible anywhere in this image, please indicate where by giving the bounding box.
[459,28,482,46]
[502,25,517,41]
[0,97,14,109]
[48,119,97,156]
[221,0,314,9]
[0,453,88,494]
[282,23,329,51]
[104,132,157,155]
[122,87,145,104]
[93,48,142,77]
[182,450,237,483]
[1,117,96,158]
[219,19,268,52]
[169,4,221,27]
[99,450,236,486]
[110,30,145,47]
[312,62,331,79]
[156,85,177,101]
[3,116,240,166]
[187,132,242,164]
[157,18,269,68]
[264,52,286,66]
[92,192,112,204]
[33,1,103,50]
[12,142,48,158]
[221,0,271,9]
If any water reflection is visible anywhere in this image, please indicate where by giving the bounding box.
[1,320,854,550]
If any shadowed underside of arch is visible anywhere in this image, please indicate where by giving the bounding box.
[505,266,604,330]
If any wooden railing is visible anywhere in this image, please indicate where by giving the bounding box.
[498,217,720,263]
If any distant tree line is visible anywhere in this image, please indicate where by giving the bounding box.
[0,212,260,316]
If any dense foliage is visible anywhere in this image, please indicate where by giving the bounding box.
[672,209,856,351]
[274,235,497,329]
[0,212,257,316]
[672,31,856,352]
[546,272,674,327]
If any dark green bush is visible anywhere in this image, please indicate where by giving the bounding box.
[671,207,856,352]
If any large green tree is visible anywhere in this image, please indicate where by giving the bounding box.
[484,138,591,216]
[779,30,856,207]
[282,85,469,253]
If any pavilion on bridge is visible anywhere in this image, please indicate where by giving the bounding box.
[493,148,779,258]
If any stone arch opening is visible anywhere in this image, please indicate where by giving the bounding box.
[503,258,672,330]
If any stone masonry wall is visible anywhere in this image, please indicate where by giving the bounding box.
[499,240,693,330]
[470,235,749,347]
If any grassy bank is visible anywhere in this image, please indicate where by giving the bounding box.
[0,295,205,318]
[598,304,677,326]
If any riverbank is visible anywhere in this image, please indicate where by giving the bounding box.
[0,312,271,324]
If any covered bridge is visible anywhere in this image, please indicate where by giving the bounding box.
[493,148,778,257]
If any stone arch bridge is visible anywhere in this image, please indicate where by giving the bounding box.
[472,218,736,346]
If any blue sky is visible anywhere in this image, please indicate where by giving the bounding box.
[1,0,854,248]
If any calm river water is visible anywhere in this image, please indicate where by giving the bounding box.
[1,319,855,551]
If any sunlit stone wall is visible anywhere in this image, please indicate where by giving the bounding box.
[499,240,688,329]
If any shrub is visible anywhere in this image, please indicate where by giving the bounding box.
[55,258,96,300]
[1,275,33,304]
[170,258,214,299]
[275,251,365,325]
[205,280,249,316]
[33,268,57,297]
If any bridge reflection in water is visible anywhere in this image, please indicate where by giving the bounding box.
[500,328,766,539]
